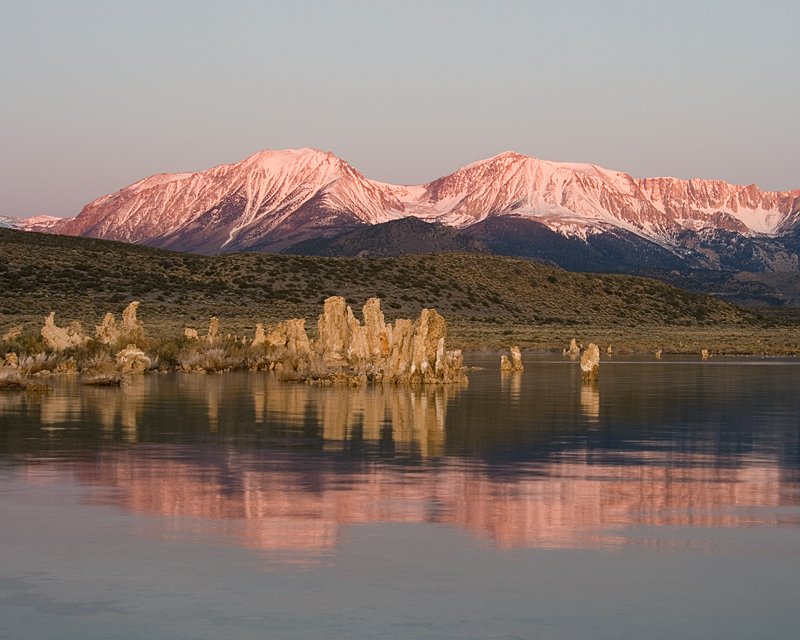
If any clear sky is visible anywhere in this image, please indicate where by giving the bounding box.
[1,0,798,217]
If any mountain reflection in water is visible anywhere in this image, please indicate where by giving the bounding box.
[19,448,792,565]
[3,358,800,566]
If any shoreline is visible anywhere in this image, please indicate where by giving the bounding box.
[2,314,799,362]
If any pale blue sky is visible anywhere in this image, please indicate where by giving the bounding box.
[1,0,798,216]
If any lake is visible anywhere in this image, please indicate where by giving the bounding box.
[1,354,799,639]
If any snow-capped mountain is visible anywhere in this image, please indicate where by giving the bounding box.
[54,149,415,253]
[407,151,800,242]
[0,214,62,230]
[49,148,800,261]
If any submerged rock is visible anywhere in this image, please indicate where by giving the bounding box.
[81,373,125,387]
[0,369,27,390]
[80,353,127,386]
[580,343,600,382]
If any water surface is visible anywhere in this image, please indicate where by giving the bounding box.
[1,355,799,639]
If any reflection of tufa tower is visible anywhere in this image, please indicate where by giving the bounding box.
[500,371,522,401]
[251,378,462,457]
[317,385,453,457]
[580,384,600,423]
[40,379,147,442]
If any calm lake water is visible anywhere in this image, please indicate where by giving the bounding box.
[1,354,799,639]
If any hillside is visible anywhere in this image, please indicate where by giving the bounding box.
[282,217,487,257]
[1,228,796,353]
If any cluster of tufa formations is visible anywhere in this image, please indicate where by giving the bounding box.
[4,295,721,392]
[240,296,466,384]
[1,297,466,387]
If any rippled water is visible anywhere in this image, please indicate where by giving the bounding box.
[1,355,799,639]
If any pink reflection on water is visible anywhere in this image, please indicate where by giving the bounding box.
[20,447,797,565]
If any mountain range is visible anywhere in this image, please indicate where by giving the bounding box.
[22,148,800,303]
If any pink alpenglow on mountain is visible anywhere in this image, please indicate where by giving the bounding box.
[50,148,800,255]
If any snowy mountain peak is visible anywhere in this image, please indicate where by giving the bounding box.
[48,148,800,254]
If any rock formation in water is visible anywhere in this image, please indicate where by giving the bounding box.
[0,368,27,390]
[268,319,312,355]
[580,343,600,382]
[563,338,580,358]
[403,307,464,384]
[259,297,466,384]
[363,297,391,360]
[115,344,151,373]
[315,296,365,367]
[501,346,524,371]
[95,301,145,345]
[19,299,465,383]
[41,312,89,351]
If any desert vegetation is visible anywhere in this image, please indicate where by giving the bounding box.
[1,228,799,361]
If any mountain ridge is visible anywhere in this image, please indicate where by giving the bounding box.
[46,148,800,253]
[25,148,800,305]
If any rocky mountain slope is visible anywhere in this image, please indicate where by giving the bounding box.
[49,149,799,250]
[40,148,800,302]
